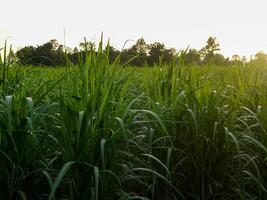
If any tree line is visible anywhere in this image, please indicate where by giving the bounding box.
[13,37,267,67]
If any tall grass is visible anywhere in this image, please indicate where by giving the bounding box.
[0,40,267,199]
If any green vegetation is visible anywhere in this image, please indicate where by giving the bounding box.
[1,40,267,200]
[15,36,267,67]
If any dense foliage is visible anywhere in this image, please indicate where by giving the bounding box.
[14,36,267,67]
[1,41,267,199]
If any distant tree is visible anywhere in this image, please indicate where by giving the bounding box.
[183,49,201,65]
[16,46,36,65]
[250,51,267,66]
[255,51,267,61]
[79,40,96,51]
[201,37,220,56]
[121,38,148,66]
[67,47,79,64]
[162,48,176,63]
[53,44,67,65]
[106,45,120,63]
[148,42,166,65]
[232,54,241,62]
[134,38,148,55]
[15,36,255,68]
[201,37,221,64]
[210,53,228,66]
[16,39,67,66]
[241,56,247,63]
[231,54,243,65]
[34,40,59,65]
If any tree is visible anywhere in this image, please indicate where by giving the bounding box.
[250,51,267,66]
[133,38,148,55]
[121,38,148,66]
[16,39,67,66]
[106,45,120,63]
[201,37,220,56]
[201,37,221,64]
[16,46,36,65]
[53,44,66,65]
[34,40,58,65]
[162,48,176,64]
[68,47,79,64]
[79,40,95,51]
[232,54,241,62]
[148,42,166,65]
[15,36,252,67]
[184,49,201,65]
[210,53,228,66]
[231,55,243,65]
[255,51,267,61]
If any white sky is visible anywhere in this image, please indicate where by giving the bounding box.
[0,0,267,57]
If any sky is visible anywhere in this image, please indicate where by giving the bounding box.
[0,0,267,58]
